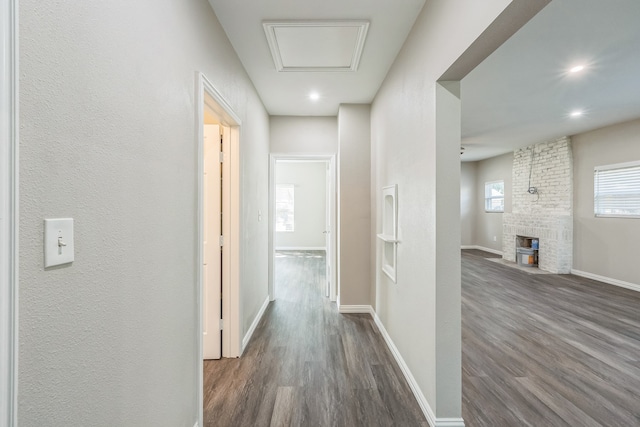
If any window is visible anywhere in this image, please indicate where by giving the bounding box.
[485,180,504,212]
[275,184,295,231]
[594,161,640,218]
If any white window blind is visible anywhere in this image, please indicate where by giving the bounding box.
[594,161,640,218]
[485,180,504,212]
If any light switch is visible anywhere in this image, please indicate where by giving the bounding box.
[44,218,74,268]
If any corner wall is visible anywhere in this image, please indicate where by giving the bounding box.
[19,1,270,425]
[371,0,528,421]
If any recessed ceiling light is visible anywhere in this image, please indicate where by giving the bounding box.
[569,65,585,73]
[309,92,320,101]
[570,110,583,118]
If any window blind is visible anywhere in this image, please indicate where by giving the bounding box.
[594,161,640,218]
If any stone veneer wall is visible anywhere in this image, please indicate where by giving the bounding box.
[503,137,573,273]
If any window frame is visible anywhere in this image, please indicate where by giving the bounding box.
[484,180,505,213]
[594,160,640,219]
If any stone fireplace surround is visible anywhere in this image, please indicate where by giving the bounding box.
[502,137,573,274]
[503,213,572,273]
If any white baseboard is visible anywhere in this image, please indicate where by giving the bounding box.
[571,269,640,293]
[275,246,326,251]
[461,245,503,256]
[338,304,374,314]
[371,311,465,427]
[242,296,270,351]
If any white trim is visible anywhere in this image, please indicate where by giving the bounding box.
[594,159,640,172]
[460,245,503,256]
[371,312,465,427]
[275,246,326,251]
[269,154,338,303]
[242,296,270,352]
[196,72,242,427]
[571,269,640,293]
[263,20,369,72]
[337,304,374,314]
[1,0,18,425]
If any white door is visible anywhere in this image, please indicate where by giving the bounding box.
[203,124,222,360]
[325,162,331,298]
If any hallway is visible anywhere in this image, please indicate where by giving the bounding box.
[203,250,428,426]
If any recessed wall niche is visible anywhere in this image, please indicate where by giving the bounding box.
[377,184,398,282]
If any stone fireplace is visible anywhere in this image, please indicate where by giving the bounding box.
[502,137,573,274]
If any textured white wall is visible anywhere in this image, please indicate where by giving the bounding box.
[573,118,640,284]
[270,116,338,153]
[338,104,371,306]
[19,0,269,425]
[275,162,327,249]
[371,0,515,420]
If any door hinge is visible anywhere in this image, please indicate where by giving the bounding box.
[219,152,224,163]
[219,319,224,330]
[219,235,224,247]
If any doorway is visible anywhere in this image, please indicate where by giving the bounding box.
[268,155,337,302]
[196,73,241,426]
[1,0,18,425]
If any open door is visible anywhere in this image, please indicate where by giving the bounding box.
[203,124,222,360]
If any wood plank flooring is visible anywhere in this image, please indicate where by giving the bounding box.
[203,250,428,427]
[462,249,640,427]
[205,248,640,426]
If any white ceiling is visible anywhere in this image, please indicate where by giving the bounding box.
[207,0,640,161]
[207,0,426,116]
[461,0,640,161]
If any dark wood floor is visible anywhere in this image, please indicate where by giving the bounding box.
[205,249,640,426]
[203,251,428,427]
[462,249,640,427]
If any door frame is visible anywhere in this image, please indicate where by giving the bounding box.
[268,154,338,302]
[196,72,241,426]
[1,0,18,425]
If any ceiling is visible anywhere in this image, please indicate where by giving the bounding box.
[207,0,426,116]
[462,0,640,161]
[207,0,640,161]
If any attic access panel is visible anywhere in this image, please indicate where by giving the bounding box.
[263,20,369,72]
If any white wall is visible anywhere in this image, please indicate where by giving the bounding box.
[474,152,513,252]
[370,0,536,421]
[275,162,327,249]
[19,0,269,425]
[573,118,640,285]
[270,116,338,153]
[338,104,371,306]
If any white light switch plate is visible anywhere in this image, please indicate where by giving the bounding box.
[44,218,74,268]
